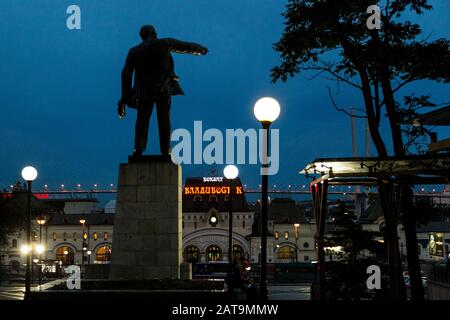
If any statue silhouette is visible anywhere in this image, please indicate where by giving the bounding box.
[118,25,208,156]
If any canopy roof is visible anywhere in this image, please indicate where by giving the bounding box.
[300,154,450,185]
[411,105,450,126]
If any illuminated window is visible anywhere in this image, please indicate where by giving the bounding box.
[233,245,244,261]
[73,232,77,241]
[275,231,279,240]
[53,233,57,241]
[93,232,98,241]
[83,232,88,240]
[184,246,199,263]
[206,245,222,261]
[104,232,108,240]
[277,246,295,260]
[96,246,112,262]
[285,232,289,240]
[32,232,38,242]
[56,246,74,265]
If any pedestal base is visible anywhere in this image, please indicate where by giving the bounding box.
[109,156,182,280]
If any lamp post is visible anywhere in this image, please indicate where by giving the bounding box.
[223,164,239,290]
[87,250,92,265]
[79,219,86,277]
[294,223,300,264]
[21,166,38,299]
[253,97,280,300]
[36,217,46,288]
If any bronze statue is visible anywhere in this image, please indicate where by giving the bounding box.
[118,25,208,156]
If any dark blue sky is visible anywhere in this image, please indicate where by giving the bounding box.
[1,0,449,191]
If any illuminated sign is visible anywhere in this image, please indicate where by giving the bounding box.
[0,193,49,200]
[202,177,223,182]
[184,186,243,195]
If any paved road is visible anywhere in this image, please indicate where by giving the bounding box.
[0,286,24,300]
[268,285,311,300]
[0,283,311,301]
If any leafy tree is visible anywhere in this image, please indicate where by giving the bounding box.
[324,201,384,300]
[0,182,44,245]
[272,0,449,300]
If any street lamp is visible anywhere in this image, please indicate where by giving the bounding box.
[253,97,280,300]
[21,166,37,299]
[79,219,86,277]
[294,224,300,264]
[87,250,92,265]
[223,164,239,291]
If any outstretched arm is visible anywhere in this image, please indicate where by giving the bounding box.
[164,38,208,56]
[118,49,135,117]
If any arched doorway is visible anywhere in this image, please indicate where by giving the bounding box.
[96,246,112,263]
[232,245,244,262]
[184,245,200,263]
[55,246,75,265]
[206,245,222,261]
[277,245,295,261]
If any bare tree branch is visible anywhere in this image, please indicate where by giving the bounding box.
[326,85,368,119]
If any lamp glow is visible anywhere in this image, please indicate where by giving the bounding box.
[223,165,239,180]
[35,244,45,254]
[20,245,31,255]
[253,97,281,123]
[21,166,38,182]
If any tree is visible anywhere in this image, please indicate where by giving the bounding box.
[0,182,44,245]
[324,200,384,300]
[272,0,449,300]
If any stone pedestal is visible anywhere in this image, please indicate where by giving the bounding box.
[109,155,182,280]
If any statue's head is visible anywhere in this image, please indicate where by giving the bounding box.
[140,25,157,41]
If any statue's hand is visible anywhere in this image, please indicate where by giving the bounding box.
[117,102,126,118]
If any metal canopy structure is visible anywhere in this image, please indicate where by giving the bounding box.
[411,105,450,126]
[300,153,450,300]
[301,153,450,181]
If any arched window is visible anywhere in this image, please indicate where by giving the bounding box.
[104,232,109,240]
[184,246,199,263]
[73,232,77,241]
[232,245,244,262]
[10,260,20,272]
[83,232,88,240]
[277,246,295,260]
[284,232,289,240]
[96,246,112,262]
[11,239,17,249]
[206,245,222,261]
[56,246,75,265]
[275,232,279,240]
[32,232,38,242]
[53,232,57,241]
[93,232,98,241]
[63,232,67,241]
